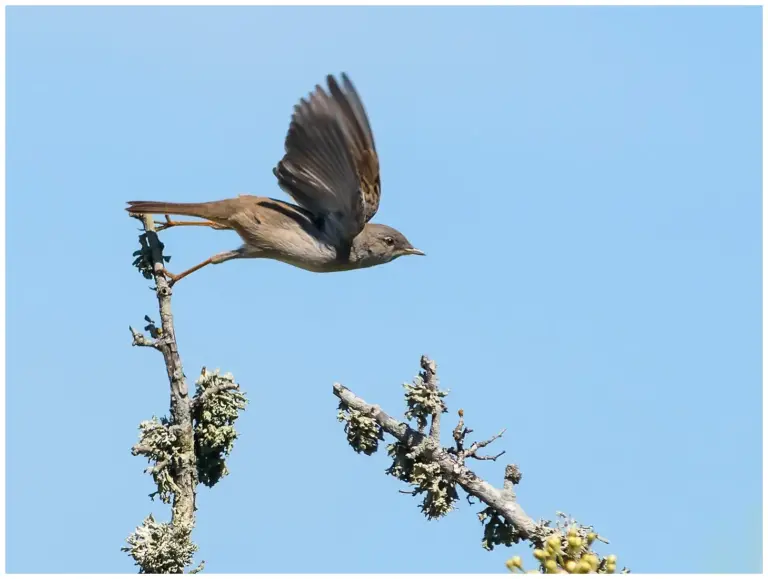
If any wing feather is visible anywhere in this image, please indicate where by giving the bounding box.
[274,73,381,245]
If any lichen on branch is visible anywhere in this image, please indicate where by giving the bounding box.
[193,368,248,487]
[124,215,247,573]
[132,417,183,504]
[387,441,458,519]
[403,355,448,433]
[337,403,384,455]
[122,514,200,574]
[333,355,628,572]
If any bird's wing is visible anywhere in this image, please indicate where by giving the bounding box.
[274,73,381,246]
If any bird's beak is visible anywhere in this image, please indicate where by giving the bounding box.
[405,247,426,256]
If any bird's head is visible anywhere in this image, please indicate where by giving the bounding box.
[351,223,425,267]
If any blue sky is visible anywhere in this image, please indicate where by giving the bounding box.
[6,5,761,574]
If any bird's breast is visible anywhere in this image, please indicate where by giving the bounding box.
[254,225,345,272]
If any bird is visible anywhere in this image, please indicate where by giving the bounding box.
[126,73,424,286]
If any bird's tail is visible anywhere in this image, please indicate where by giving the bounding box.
[125,200,235,224]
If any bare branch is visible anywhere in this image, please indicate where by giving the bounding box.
[465,428,507,459]
[471,450,506,461]
[475,428,507,449]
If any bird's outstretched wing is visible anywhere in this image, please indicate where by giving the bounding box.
[274,73,381,247]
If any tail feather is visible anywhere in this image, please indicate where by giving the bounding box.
[125,200,233,223]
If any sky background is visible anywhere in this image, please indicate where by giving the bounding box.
[5,5,762,574]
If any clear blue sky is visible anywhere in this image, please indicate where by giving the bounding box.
[6,6,761,574]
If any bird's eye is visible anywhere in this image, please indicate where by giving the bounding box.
[383,236,395,246]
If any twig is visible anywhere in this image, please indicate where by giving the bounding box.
[452,409,465,447]
[452,409,476,455]
[421,356,442,441]
[465,428,507,459]
[472,450,506,461]
[147,458,171,475]
[333,383,546,544]
[132,444,154,455]
[129,326,162,350]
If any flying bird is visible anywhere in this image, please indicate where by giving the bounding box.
[127,73,423,285]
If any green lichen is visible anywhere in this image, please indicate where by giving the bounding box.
[193,368,248,487]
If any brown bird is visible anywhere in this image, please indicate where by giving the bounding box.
[126,73,424,285]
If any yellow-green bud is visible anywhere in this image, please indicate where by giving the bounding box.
[547,536,562,550]
[544,559,558,573]
[567,527,578,538]
[606,563,616,574]
[506,556,523,571]
[567,536,582,549]
[576,560,591,573]
[533,549,548,561]
[606,555,617,564]
[584,554,599,571]
[586,532,596,544]
[565,560,577,572]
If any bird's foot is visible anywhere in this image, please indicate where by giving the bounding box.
[154,215,176,232]
[157,268,180,287]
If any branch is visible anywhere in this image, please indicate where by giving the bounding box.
[332,357,628,570]
[333,382,545,544]
[132,216,197,534]
[125,219,247,572]
[129,326,163,350]
[452,409,473,453]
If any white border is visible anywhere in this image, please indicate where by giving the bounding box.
[0,2,763,577]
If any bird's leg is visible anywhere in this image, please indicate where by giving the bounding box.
[155,214,231,232]
[159,249,243,287]
[159,258,214,286]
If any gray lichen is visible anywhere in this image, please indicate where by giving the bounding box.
[337,402,384,455]
[403,369,448,432]
[122,514,198,574]
[385,441,414,482]
[386,441,458,519]
[478,507,524,551]
[132,417,182,504]
[193,368,248,487]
